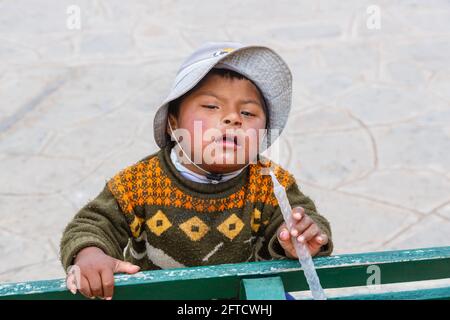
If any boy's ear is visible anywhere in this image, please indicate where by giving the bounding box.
[166,114,178,135]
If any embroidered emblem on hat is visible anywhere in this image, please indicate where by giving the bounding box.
[217,213,244,240]
[213,47,234,57]
[180,216,210,241]
[146,210,172,236]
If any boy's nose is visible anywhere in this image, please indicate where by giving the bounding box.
[222,112,242,127]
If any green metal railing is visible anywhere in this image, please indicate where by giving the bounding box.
[1,246,449,300]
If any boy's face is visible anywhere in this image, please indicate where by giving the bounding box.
[167,73,267,174]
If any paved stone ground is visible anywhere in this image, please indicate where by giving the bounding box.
[0,0,449,283]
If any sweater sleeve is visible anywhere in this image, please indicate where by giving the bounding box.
[257,181,334,261]
[59,184,132,272]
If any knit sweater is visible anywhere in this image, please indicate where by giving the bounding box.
[60,144,333,271]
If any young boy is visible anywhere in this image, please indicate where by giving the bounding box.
[60,42,333,300]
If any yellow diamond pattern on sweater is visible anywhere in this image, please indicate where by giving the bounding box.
[146,210,172,236]
[130,215,145,238]
[179,216,210,241]
[217,214,244,240]
[250,208,262,233]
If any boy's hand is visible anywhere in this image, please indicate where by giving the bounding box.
[65,246,140,300]
[277,206,328,258]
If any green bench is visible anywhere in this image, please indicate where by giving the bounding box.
[1,246,449,300]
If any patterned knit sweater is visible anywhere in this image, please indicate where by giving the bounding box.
[60,145,333,271]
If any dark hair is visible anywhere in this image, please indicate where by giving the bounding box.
[167,68,267,120]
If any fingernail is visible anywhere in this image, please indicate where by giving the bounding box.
[106,297,112,301]
[298,236,305,243]
[90,296,96,300]
[294,212,302,219]
[70,288,76,295]
[291,229,298,237]
[280,230,288,239]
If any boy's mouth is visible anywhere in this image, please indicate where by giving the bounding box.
[217,133,241,149]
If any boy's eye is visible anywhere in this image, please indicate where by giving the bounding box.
[241,111,255,117]
[202,105,218,109]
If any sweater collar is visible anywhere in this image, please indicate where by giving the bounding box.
[169,147,247,184]
[158,144,250,196]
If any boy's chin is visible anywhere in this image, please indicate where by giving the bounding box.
[201,161,248,174]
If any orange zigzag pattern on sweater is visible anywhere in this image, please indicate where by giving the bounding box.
[107,156,295,215]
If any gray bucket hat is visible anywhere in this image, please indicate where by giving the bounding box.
[153,41,292,150]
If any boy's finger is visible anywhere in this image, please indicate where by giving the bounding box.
[79,275,93,299]
[298,224,320,243]
[87,271,103,298]
[291,216,313,237]
[277,228,295,257]
[114,260,141,274]
[292,207,304,221]
[315,233,329,245]
[278,228,290,242]
[100,268,115,300]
